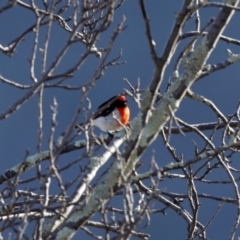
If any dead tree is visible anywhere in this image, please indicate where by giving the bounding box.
[1,0,240,239]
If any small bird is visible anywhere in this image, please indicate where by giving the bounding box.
[75,95,130,133]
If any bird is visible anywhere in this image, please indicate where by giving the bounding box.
[75,95,130,133]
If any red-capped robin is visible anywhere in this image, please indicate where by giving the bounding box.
[75,95,130,133]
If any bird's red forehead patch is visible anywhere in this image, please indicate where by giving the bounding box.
[118,95,126,101]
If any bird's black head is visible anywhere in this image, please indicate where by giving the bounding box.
[114,95,127,108]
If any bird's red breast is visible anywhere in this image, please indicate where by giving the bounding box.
[116,104,130,126]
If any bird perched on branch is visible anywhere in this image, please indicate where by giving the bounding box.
[75,95,130,133]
